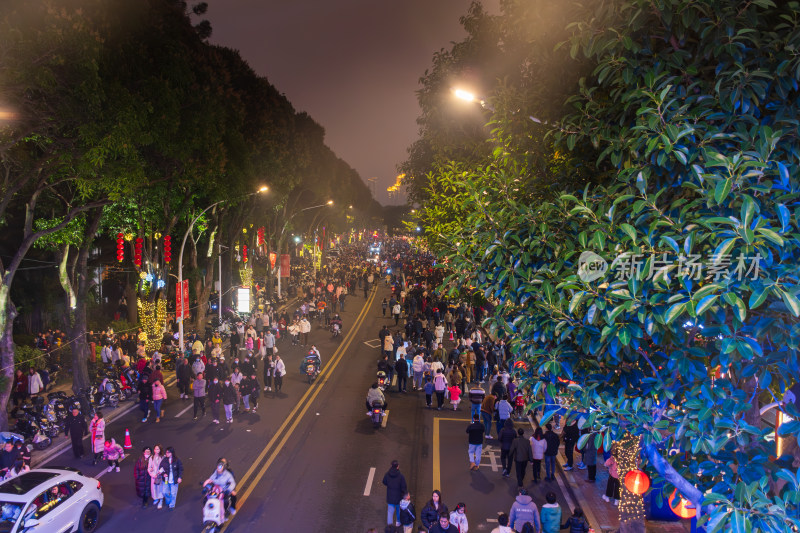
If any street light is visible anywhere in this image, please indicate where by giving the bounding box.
[452,86,546,125]
[273,200,333,298]
[177,186,268,352]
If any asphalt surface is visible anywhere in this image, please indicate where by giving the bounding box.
[41,282,573,531]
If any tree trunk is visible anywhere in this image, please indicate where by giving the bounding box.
[124,279,138,324]
[0,296,16,431]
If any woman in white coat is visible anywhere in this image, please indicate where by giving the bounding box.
[90,412,106,465]
[147,444,165,509]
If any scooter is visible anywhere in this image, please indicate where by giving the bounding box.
[201,484,231,533]
[330,322,341,339]
[370,400,385,429]
[376,371,388,392]
[303,356,320,385]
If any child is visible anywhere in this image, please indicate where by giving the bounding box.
[448,383,462,410]
[449,502,469,532]
[491,513,513,533]
[102,438,125,473]
[603,451,620,505]
[561,507,589,533]
[423,377,434,408]
[540,491,562,533]
[398,492,416,533]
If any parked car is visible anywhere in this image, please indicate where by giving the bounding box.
[0,467,104,533]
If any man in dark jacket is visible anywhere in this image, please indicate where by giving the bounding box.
[544,423,561,482]
[0,442,20,476]
[138,375,153,422]
[394,356,408,393]
[498,419,517,477]
[466,414,485,471]
[64,407,88,459]
[177,358,192,400]
[207,378,223,424]
[562,419,580,470]
[509,428,534,487]
[382,459,407,527]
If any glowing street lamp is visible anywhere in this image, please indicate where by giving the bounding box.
[452,86,546,125]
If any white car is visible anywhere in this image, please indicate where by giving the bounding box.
[0,468,103,533]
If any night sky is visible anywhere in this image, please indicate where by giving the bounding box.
[206,0,498,205]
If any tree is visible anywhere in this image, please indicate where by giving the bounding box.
[430,0,800,531]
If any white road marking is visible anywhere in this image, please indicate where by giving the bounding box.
[363,467,376,496]
[363,339,382,348]
[175,403,193,418]
[391,374,397,387]
[95,454,128,479]
[555,455,578,512]
[485,447,499,472]
[382,410,390,428]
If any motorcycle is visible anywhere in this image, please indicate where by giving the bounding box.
[161,350,177,371]
[13,406,52,450]
[201,484,232,533]
[370,400,385,429]
[330,322,342,339]
[303,356,320,385]
[376,371,388,392]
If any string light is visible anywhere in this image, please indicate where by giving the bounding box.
[138,298,167,352]
[617,433,647,524]
[239,266,253,287]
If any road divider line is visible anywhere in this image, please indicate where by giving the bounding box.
[363,467,376,496]
[175,403,193,418]
[221,289,377,531]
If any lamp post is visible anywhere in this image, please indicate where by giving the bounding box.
[177,186,268,353]
[276,200,333,298]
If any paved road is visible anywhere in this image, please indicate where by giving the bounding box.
[42,282,572,531]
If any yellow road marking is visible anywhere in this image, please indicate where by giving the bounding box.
[221,288,378,531]
[432,416,466,491]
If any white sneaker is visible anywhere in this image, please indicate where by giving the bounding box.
[602,495,609,502]
[157,501,162,510]
[107,466,113,473]
[264,386,268,391]
[115,467,120,472]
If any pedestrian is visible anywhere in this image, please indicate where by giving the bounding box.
[433,369,447,410]
[412,352,425,390]
[158,446,183,510]
[3,457,29,481]
[248,373,260,412]
[0,442,19,478]
[510,428,534,487]
[90,411,105,465]
[392,302,401,325]
[498,419,516,477]
[508,487,541,532]
[193,372,206,420]
[382,297,388,317]
[208,376,223,424]
[64,407,87,459]
[491,513,513,533]
[603,448,620,505]
[222,379,236,423]
[466,414,485,471]
[398,492,416,533]
[134,447,152,508]
[420,490,449,532]
[562,419,579,471]
[543,424,560,482]
[481,393,497,438]
[27,367,43,398]
[530,427,546,482]
[448,383,461,411]
[274,354,286,393]
[395,354,408,393]
[240,373,255,412]
[139,374,153,422]
[152,379,167,423]
[560,507,589,533]
[11,369,26,409]
[448,503,468,532]
[382,460,407,528]
[424,377,434,408]
[299,316,311,346]
[468,387,485,422]
[102,438,125,473]
[540,492,562,533]
[495,395,513,436]
[177,357,192,399]
[584,434,597,482]
[147,444,164,509]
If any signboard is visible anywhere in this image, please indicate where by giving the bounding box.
[176,279,189,322]
[237,287,251,314]
[280,254,290,277]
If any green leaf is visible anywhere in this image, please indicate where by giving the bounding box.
[756,227,784,247]
[714,179,732,204]
[696,295,718,315]
[665,301,686,324]
[620,223,637,243]
[569,291,585,314]
[781,289,800,317]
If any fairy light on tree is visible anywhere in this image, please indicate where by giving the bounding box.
[138,297,166,352]
[617,433,646,532]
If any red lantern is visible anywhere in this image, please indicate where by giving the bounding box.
[242,245,248,263]
[668,489,697,519]
[269,252,277,269]
[134,237,143,268]
[624,469,650,495]
[513,360,527,370]
[257,227,265,246]
[116,233,124,262]
[163,235,171,263]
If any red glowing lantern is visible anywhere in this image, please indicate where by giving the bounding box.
[257,227,265,246]
[668,489,696,519]
[163,235,171,263]
[134,237,143,268]
[116,233,124,262]
[624,469,650,495]
[242,245,248,263]
[513,361,527,370]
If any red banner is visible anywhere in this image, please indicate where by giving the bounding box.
[269,251,277,270]
[176,279,189,321]
[280,254,290,277]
